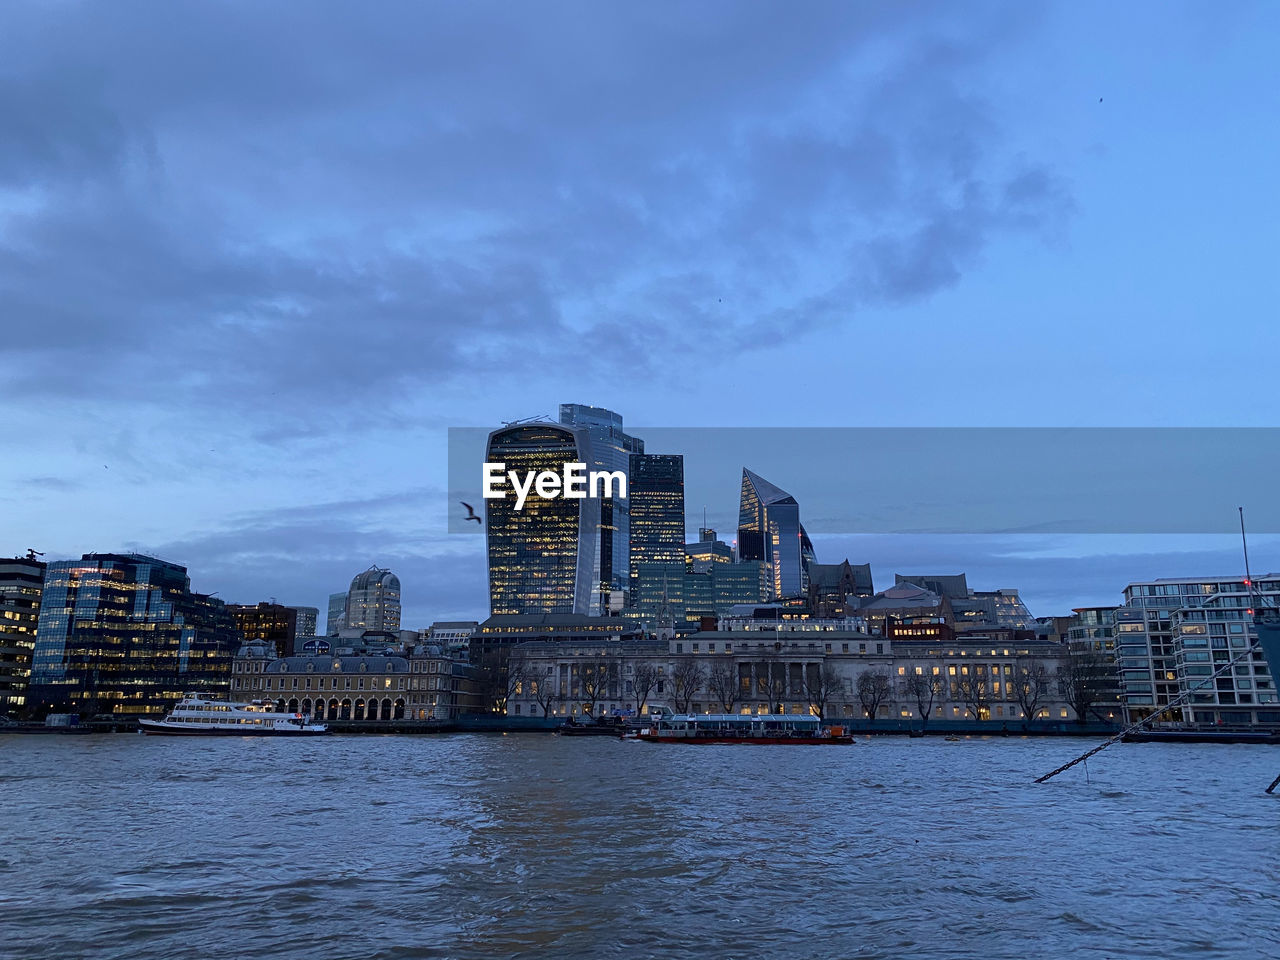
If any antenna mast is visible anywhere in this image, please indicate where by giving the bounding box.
[1240,506,1257,612]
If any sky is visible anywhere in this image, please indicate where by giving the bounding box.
[2,1,1278,628]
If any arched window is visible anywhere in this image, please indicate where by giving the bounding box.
[381,697,392,720]
[301,698,312,716]
[393,698,405,720]
[340,698,352,720]
[355,699,366,720]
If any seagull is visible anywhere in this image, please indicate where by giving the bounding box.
[461,502,482,525]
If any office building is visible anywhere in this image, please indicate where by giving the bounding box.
[628,452,685,609]
[345,566,401,633]
[326,592,348,636]
[737,468,814,600]
[0,554,46,715]
[227,602,298,657]
[28,553,238,716]
[288,606,319,639]
[558,404,645,612]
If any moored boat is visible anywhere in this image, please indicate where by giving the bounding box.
[636,711,853,745]
[138,693,328,736]
[558,715,626,737]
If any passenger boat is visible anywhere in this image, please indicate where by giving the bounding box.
[635,711,854,745]
[138,693,328,736]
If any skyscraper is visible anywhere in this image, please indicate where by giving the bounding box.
[737,468,814,600]
[628,452,685,607]
[28,553,237,716]
[486,421,594,616]
[0,554,45,715]
[558,404,644,612]
[486,408,643,617]
[345,566,401,633]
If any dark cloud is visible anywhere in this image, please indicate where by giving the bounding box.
[0,0,1071,418]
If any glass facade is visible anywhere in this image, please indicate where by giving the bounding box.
[737,468,809,600]
[486,423,594,616]
[0,557,45,713]
[558,404,645,613]
[1116,576,1280,725]
[628,453,685,615]
[27,553,238,716]
[326,592,347,636]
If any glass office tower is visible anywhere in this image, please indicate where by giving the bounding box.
[628,453,685,612]
[557,404,644,613]
[737,468,813,600]
[486,422,596,616]
[27,553,238,716]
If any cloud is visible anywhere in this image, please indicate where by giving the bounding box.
[0,1,1072,419]
[131,486,486,625]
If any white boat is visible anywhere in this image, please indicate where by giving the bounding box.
[138,693,328,736]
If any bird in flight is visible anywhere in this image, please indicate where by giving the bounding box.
[461,502,482,525]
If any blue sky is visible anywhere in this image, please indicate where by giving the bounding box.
[2,1,1277,626]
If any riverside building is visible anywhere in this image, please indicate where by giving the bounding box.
[232,639,483,720]
[1117,575,1279,727]
[27,553,238,716]
[0,554,45,715]
[505,613,1078,724]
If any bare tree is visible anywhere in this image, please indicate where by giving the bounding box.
[669,657,706,713]
[800,663,846,721]
[901,670,946,731]
[1058,648,1115,724]
[629,660,660,716]
[1013,658,1052,724]
[706,662,740,713]
[954,671,992,721]
[478,651,528,714]
[577,657,616,716]
[757,652,788,713]
[856,670,892,724]
[529,666,561,718]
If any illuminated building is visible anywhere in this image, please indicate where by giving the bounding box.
[27,553,237,716]
[0,555,45,714]
[227,602,298,657]
[231,639,483,720]
[628,453,685,583]
[737,469,814,600]
[1118,575,1280,726]
[345,566,401,633]
[288,605,319,639]
[558,404,645,612]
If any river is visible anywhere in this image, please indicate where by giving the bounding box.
[1,734,1278,959]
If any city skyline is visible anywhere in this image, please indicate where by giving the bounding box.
[4,2,1279,627]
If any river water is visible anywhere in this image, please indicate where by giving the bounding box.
[1,733,1278,960]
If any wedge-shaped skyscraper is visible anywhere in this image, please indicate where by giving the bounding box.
[737,468,815,600]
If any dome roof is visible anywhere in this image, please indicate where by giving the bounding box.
[350,565,399,591]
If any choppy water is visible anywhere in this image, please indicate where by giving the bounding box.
[2,733,1279,960]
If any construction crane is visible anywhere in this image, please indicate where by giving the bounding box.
[501,414,552,427]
